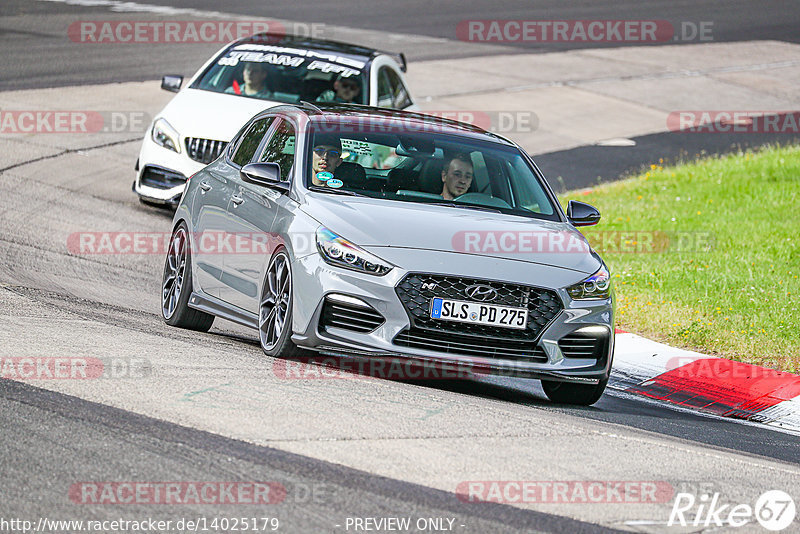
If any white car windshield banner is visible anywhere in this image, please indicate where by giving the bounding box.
[219,46,364,77]
[232,43,366,68]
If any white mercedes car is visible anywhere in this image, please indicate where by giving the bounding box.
[134,33,416,207]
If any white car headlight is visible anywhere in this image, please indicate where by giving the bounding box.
[151,118,180,153]
[567,264,611,300]
[316,227,393,276]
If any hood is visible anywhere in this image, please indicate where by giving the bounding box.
[301,193,602,274]
[158,88,281,141]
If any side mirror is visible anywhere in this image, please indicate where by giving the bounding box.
[567,200,601,227]
[161,75,183,93]
[241,162,290,192]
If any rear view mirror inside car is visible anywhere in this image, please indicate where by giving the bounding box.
[396,135,435,157]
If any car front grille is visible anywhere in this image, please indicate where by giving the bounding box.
[319,297,385,334]
[185,137,227,164]
[393,273,563,362]
[140,166,186,190]
[394,329,548,361]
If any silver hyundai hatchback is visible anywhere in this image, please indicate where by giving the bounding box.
[161,103,614,405]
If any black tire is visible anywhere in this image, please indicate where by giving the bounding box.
[542,378,608,406]
[258,249,297,357]
[161,223,214,332]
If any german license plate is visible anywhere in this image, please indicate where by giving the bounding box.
[429,297,527,330]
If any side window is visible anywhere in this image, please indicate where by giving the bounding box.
[377,67,412,109]
[259,120,296,180]
[231,117,273,167]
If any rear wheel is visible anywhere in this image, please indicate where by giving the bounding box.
[258,249,297,357]
[161,223,214,331]
[542,378,608,406]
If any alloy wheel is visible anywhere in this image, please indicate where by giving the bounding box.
[259,252,291,351]
[162,227,187,319]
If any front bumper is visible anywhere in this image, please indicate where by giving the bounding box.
[133,134,206,204]
[290,253,614,383]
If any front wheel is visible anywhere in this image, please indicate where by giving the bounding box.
[541,378,608,406]
[258,249,297,357]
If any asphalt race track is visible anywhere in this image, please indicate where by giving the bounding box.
[1,1,799,533]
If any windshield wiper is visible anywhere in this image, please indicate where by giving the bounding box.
[308,185,365,197]
[427,201,502,214]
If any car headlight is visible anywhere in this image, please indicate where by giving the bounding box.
[316,227,393,276]
[151,118,180,153]
[567,264,611,300]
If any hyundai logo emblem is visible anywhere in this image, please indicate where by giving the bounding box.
[465,284,498,302]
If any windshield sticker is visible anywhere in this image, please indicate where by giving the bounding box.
[234,44,366,69]
[341,139,372,157]
[307,60,360,78]
[316,171,333,182]
[326,178,343,188]
[218,51,305,68]
[305,50,365,69]
[235,44,308,56]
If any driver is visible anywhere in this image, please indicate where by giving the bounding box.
[316,74,361,104]
[226,62,271,98]
[441,153,473,200]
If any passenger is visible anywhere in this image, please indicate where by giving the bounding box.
[226,62,271,98]
[311,138,368,188]
[441,153,474,200]
[316,75,361,104]
[311,140,343,186]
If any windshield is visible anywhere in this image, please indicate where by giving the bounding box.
[305,121,559,220]
[190,43,368,105]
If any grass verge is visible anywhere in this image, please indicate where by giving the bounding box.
[562,144,800,371]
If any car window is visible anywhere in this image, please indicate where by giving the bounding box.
[306,123,558,221]
[259,120,296,180]
[470,152,490,194]
[231,117,273,167]
[377,66,412,109]
[506,155,554,214]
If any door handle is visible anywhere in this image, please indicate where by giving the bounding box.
[231,194,244,206]
[199,181,211,192]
